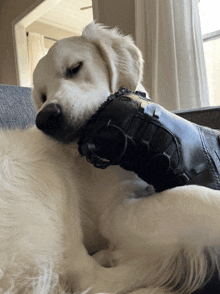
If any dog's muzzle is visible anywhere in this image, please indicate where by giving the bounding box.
[78,87,220,192]
[36,103,80,143]
[36,103,62,134]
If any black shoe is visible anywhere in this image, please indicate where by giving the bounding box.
[78,87,220,192]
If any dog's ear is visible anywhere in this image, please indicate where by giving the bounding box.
[82,22,144,93]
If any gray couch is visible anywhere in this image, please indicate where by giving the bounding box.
[0,84,36,129]
[0,84,220,293]
[1,84,220,130]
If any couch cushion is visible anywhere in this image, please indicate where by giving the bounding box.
[0,84,36,129]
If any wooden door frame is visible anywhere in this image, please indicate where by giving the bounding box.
[12,0,99,87]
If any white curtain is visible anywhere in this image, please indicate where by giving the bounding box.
[135,0,210,111]
[27,32,46,85]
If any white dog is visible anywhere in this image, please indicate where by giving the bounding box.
[0,22,220,294]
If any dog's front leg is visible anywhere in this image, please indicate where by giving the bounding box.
[65,247,103,292]
[68,248,174,294]
[96,185,220,293]
[67,185,220,294]
[67,247,143,294]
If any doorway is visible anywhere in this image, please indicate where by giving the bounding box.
[12,0,97,87]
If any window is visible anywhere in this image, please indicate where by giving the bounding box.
[198,0,220,106]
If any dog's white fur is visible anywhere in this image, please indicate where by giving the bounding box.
[1,22,220,294]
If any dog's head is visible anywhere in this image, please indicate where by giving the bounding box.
[32,22,144,143]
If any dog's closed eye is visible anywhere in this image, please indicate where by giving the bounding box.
[65,62,83,79]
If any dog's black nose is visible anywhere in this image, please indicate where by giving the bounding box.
[36,103,62,135]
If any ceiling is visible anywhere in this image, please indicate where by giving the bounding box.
[37,0,93,36]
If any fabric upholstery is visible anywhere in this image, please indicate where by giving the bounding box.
[0,84,220,130]
[0,84,36,129]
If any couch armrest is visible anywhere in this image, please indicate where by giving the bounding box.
[0,84,219,130]
[174,106,220,129]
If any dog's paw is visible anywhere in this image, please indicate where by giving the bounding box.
[133,184,155,199]
[92,249,115,267]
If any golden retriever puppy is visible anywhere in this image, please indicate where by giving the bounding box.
[0,22,220,294]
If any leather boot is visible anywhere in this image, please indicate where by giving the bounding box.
[78,87,220,192]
